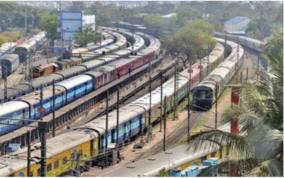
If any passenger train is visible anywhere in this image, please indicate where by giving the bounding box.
[214,32,265,52]
[15,32,46,62]
[0,28,131,102]
[0,41,225,177]
[191,38,244,111]
[0,42,16,57]
[0,54,20,76]
[0,31,157,136]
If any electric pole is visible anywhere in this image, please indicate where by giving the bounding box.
[215,82,218,129]
[148,61,152,126]
[3,66,7,102]
[39,122,47,177]
[159,71,163,132]
[163,96,167,152]
[26,131,31,176]
[52,80,55,137]
[105,90,109,162]
[187,65,192,142]
[173,60,177,120]
[116,86,119,148]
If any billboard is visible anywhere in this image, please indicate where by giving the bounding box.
[59,11,83,41]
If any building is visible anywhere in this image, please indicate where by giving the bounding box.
[83,15,96,31]
[224,16,251,35]
[58,11,83,41]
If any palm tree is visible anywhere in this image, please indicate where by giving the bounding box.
[188,29,283,176]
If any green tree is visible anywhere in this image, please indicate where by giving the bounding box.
[39,12,58,42]
[188,30,283,176]
[75,27,96,47]
[143,14,167,36]
[162,19,215,67]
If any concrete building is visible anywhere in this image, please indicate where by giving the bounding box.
[224,16,251,35]
[83,15,96,31]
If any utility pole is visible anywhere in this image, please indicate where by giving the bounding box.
[26,131,31,176]
[52,80,55,137]
[246,67,249,81]
[159,71,163,132]
[105,90,109,164]
[224,31,227,58]
[39,122,47,177]
[3,66,7,102]
[215,82,218,129]
[148,61,152,127]
[173,60,177,120]
[116,86,119,148]
[256,55,260,82]
[163,96,167,152]
[199,54,202,82]
[40,84,43,120]
[187,65,192,142]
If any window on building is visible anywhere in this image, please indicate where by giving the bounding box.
[54,160,59,169]
[37,168,41,176]
[47,164,52,172]
[63,157,68,164]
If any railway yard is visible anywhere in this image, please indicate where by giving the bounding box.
[0,2,281,177]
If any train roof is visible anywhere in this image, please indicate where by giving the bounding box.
[0,129,98,176]
[98,65,115,73]
[83,105,145,134]
[17,85,65,105]
[56,75,92,90]
[0,83,32,100]
[99,54,120,63]
[28,73,63,89]
[0,101,29,116]
[0,42,16,54]
[0,54,19,63]
[84,70,103,78]
[81,59,105,69]
[55,66,87,78]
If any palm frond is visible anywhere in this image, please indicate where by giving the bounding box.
[247,159,283,177]
[188,129,252,160]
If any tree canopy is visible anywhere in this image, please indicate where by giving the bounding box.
[188,29,283,176]
[75,27,97,47]
[162,19,215,67]
[39,11,58,42]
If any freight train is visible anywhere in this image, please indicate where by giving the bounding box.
[191,38,244,111]
[0,41,225,177]
[0,31,156,136]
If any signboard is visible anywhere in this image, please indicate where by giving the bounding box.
[59,11,83,41]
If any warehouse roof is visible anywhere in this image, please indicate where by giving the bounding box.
[225,16,250,25]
